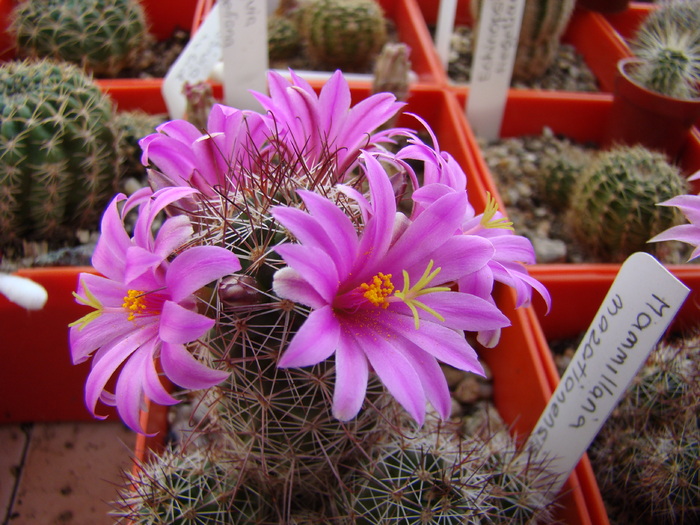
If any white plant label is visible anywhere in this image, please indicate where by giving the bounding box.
[219,0,268,111]
[466,0,525,140]
[162,2,223,119]
[526,252,689,495]
[435,0,458,71]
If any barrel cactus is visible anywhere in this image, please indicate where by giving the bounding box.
[567,145,689,262]
[10,0,148,77]
[628,0,700,99]
[0,59,119,252]
[470,0,576,82]
[300,0,388,71]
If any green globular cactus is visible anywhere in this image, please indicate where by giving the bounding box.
[114,446,274,524]
[300,0,388,72]
[268,15,302,62]
[0,59,119,252]
[11,0,148,78]
[537,139,590,211]
[588,334,700,525]
[343,417,554,524]
[114,110,166,184]
[567,145,689,262]
[628,0,700,100]
[470,0,576,82]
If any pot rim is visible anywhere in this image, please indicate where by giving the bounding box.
[617,57,700,104]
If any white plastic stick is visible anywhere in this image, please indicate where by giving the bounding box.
[435,0,458,71]
[466,0,526,139]
[525,252,689,496]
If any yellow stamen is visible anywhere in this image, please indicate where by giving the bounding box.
[480,192,514,230]
[361,273,394,309]
[122,290,147,321]
[393,260,450,329]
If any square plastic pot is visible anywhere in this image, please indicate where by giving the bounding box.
[190,0,444,88]
[416,0,632,93]
[0,0,199,70]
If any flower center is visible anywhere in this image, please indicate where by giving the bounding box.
[480,192,514,230]
[360,261,450,329]
[122,290,148,321]
[361,273,394,309]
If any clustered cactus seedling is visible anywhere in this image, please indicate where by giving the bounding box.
[0,59,120,252]
[299,0,388,71]
[470,0,576,82]
[567,145,689,262]
[588,332,700,524]
[10,0,148,78]
[629,0,700,100]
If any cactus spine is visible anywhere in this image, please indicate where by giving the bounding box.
[567,145,689,262]
[628,0,700,99]
[588,333,700,524]
[11,0,148,77]
[0,59,119,251]
[300,0,388,71]
[470,0,576,82]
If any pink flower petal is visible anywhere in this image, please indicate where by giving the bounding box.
[160,342,229,390]
[166,246,240,303]
[332,330,369,421]
[272,267,328,309]
[278,305,340,367]
[159,301,214,344]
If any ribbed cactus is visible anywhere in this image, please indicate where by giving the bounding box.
[470,0,576,82]
[567,146,689,262]
[11,0,148,78]
[588,334,700,524]
[0,59,119,252]
[628,0,700,99]
[300,0,388,71]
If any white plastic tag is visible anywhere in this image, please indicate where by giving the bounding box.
[162,3,223,119]
[465,0,525,139]
[526,252,690,495]
[218,0,268,111]
[435,0,458,71]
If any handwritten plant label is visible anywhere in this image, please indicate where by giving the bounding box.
[466,0,525,140]
[219,0,268,111]
[526,252,689,495]
[162,2,223,119]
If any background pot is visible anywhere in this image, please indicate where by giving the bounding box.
[605,57,700,162]
[577,0,630,14]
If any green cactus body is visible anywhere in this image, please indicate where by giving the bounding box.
[588,334,700,524]
[11,0,148,77]
[0,59,119,250]
[537,140,590,211]
[568,146,689,262]
[629,0,700,99]
[114,110,166,183]
[268,15,302,62]
[300,0,388,72]
[470,0,575,82]
[116,447,273,524]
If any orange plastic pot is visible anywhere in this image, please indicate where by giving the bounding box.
[0,267,116,422]
[191,0,444,87]
[602,2,655,41]
[418,0,631,93]
[605,58,700,163]
[451,90,700,212]
[0,0,198,81]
